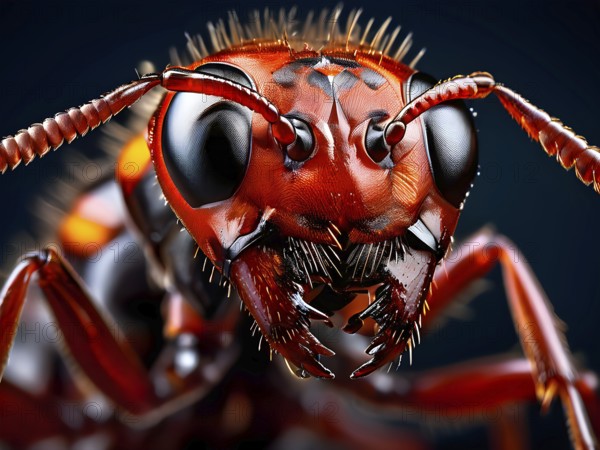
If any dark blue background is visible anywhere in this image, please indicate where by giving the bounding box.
[0,0,599,448]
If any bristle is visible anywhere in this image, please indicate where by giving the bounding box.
[185,32,203,61]
[227,11,241,45]
[345,9,362,50]
[326,226,343,250]
[327,5,343,44]
[268,17,279,41]
[360,243,374,281]
[359,17,374,47]
[169,47,183,66]
[409,47,427,68]
[277,8,286,33]
[396,354,403,370]
[316,9,329,43]
[414,322,421,345]
[207,22,221,52]
[370,16,392,51]
[394,32,413,61]
[301,10,314,40]
[383,26,401,55]
[217,19,232,49]
[167,8,423,67]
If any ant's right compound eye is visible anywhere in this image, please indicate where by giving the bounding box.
[160,63,255,208]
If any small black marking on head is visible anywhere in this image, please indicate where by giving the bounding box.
[273,66,297,87]
[308,71,333,97]
[360,69,387,90]
[334,70,359,91]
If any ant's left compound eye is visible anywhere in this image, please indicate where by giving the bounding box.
[161,63,254,208]
[407,72,478,208]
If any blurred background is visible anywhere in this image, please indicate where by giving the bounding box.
[0,0,599,448]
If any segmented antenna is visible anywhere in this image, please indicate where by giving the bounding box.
[0,75,161,173]
[384,71,600,193]
[0,67,297,173]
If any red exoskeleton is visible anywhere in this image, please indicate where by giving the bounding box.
[0,7,599,450]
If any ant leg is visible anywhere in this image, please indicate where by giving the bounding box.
[0,248,158,413]
[425,228,599,449]
[295,388,432,450]
[333,228,598,449]
[0,380,74,447]
[0,248,239,424]
[351,355,535,448]
[341,354,596,449]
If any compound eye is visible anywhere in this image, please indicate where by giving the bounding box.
[407,72,478,208]
[161,63,254,208]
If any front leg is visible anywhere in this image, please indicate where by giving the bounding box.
[0,248,238,423]
[0,249,156,410]
[426,229,599,449]
[0,380,74,447]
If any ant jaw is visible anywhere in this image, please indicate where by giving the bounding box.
[226,228,436,379]
[347,250,435,378]
[230,244,336,379]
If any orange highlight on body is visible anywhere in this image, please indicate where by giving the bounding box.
[117,134,151,196]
